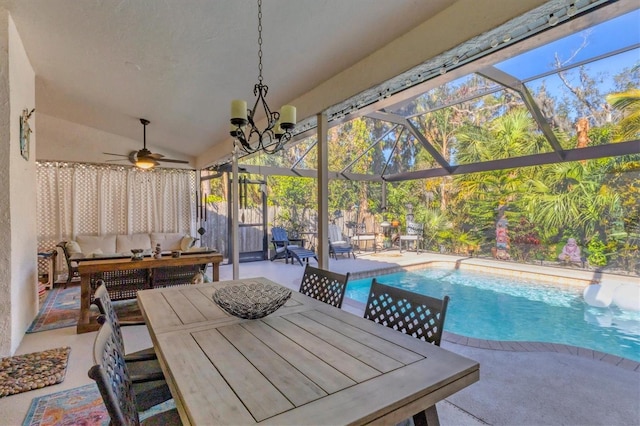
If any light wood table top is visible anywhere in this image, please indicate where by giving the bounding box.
[137,278,479,425]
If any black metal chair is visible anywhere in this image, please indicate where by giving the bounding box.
[88,321,181,425]
[364,279,450,425]
[299,265,350,308]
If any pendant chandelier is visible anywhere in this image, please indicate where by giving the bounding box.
[230,0,296,155]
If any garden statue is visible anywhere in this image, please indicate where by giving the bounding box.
[559,238,581,263]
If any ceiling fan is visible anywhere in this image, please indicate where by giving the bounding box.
[104,118,189,169]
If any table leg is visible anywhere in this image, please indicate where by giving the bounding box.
[211,262,219,282]
[77,274,94,333]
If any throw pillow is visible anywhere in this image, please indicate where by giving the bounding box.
[65,240,82,254]
[180,236,197,251]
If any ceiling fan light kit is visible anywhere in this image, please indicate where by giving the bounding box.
[104,118,189,169]
[230,0,296,155]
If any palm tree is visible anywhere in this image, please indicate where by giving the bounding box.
[606,88,640,142]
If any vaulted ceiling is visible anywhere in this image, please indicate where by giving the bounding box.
[2,0,559,168]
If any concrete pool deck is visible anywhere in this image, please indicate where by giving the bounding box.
[219,252,640,425]
[3,252,637,425]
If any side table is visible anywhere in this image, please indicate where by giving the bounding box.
[37,250,57,290]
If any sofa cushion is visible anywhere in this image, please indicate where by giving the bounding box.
[76,235,117,255]
[116,233,152,254]
[150,233,185,251]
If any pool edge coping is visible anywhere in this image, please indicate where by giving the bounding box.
[342,261,640,371]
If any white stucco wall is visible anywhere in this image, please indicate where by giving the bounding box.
[0,10,11,356]
[0,12,37,356]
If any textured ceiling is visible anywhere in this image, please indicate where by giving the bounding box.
[1,0,459,164]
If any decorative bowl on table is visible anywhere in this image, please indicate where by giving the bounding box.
[212,282,292,319]
[131,249,144,261]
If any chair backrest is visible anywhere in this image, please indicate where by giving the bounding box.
[328,224,344,243]
[56,241,76,272]
[299,264,350,308]
[364,279,449,346]
[271,227,289,244]
[93,281,127,354]
[88,322,140,426]
[406,222,424,235]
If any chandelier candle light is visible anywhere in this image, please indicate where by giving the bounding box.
[230,0,296,154]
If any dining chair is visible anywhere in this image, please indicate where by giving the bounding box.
[93,281,157,362]
[88,322,181,425]
[364,279,450,425]
[93,282,172,411]
[299,264,350,308]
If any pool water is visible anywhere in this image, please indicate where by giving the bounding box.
[346,268,640,362]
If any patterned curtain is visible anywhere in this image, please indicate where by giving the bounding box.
[36,161,197,258]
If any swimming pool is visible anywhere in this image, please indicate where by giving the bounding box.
[345,267,640,362]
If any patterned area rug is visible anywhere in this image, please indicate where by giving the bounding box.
[27,285,140,333]
[27,286,81,333]
[0,347,70,398]
[22,383,175,426]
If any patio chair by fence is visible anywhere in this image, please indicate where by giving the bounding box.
[399,222,424,254]
[364,279,450,425]
[328,224,355,259]
[350,222,377,252]
[299,264,350,308]
[271,227,318,266]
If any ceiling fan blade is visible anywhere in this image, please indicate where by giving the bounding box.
[146,153,165,159]
[103,152,129,157]
[158,158,190,164]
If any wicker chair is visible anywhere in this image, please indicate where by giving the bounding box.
[364,279,450,425]
[93,282,157,363]
[88,322,181,425]
[299,265,350,309]
[93,282,172,412]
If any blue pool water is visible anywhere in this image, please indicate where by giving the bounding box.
[346,268,640,362]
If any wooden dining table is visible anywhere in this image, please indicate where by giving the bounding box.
[137,278,479,425]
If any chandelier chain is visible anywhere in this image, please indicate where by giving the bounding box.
[230,0,294,155]
[257,0,263,84]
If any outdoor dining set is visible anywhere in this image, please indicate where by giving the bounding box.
[86,262,479,425]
